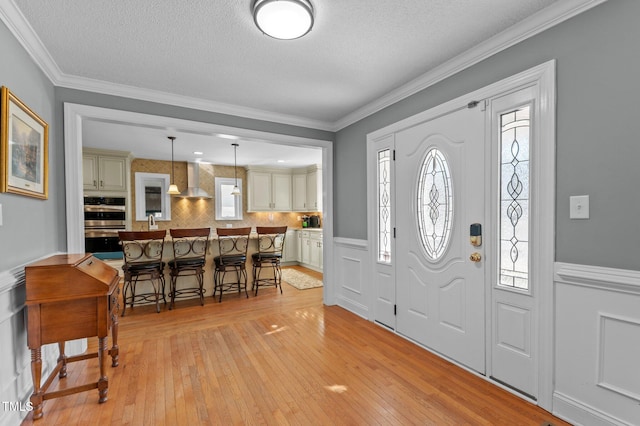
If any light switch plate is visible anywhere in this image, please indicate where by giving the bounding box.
[570,195,589,219]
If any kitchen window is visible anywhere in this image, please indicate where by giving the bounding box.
[215,177,243,220]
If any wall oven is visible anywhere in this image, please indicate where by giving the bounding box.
[84,196,126,256]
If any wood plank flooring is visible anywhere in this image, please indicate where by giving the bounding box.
[21,266,570,425]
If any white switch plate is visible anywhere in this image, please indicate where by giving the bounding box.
[0,203,2,226]
[570,195,589,219]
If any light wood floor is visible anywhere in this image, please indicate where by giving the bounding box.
[22,266,569,425]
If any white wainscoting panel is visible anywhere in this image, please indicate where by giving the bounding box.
[554,262,640,426]
[333,238,370,319]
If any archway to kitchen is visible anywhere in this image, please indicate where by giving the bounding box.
[63,103,335,306]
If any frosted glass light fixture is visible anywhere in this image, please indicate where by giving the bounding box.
[167,136,180,195]
[231,143,241,196]
[253,0,314,40]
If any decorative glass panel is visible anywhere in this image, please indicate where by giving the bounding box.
[499,106,530,290]
[378,149,392,262]
[417,148,453,261]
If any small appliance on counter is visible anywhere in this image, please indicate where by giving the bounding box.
[301,215,310,228]
[309,215,321,228]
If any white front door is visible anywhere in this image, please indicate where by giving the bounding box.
[368,63,555,406]
[395,106,486,373]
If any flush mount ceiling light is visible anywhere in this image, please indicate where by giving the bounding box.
[167,136,180,195]
[253,0,314,40]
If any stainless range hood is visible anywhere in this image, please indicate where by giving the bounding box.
[178,163,212,199]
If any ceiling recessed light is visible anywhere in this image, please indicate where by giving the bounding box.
[193,151,203,155]
[217,134,239,140]
[277,159,286,163]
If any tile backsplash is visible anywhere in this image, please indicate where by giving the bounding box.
[131,158,319,232]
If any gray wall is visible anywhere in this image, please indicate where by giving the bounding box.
[334,0,640,271]
[0,20,60,271]
[3,0,639,273]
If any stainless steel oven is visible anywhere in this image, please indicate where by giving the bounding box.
[84,196,126,256]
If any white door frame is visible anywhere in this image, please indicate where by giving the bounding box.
[366,60,555,410]
[63,103,336,307]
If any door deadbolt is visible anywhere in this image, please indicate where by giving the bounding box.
[470,223,482,247]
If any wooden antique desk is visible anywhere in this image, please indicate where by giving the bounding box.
[25,253,120,420]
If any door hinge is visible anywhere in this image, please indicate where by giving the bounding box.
[392,149,396,161]
[393,227,396,238]
[394,304,397,315]
[467,100,479,109]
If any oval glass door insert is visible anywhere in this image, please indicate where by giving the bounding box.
[417,148,453,260]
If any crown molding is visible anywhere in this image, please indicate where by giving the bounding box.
[1,0,607,133]
[0,0,64,83]
[53,73,335,131]
[333,0,608,130]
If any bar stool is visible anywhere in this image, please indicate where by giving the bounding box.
[167,228,210,309]
[213,227,251,302]
[118,230,166,316]
[252,226,287,296]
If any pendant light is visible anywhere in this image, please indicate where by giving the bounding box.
[167,136,180,195]
[231,143,241,196]
[252,0,314,40]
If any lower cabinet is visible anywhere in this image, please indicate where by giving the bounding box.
[282,230,298,263]
[300,231,311,265]
[309,232,323,270]
[295,230,322,271]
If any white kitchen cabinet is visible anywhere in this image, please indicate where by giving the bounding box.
[309,232,323,270]
[306,166,322,212]
[282,230,298,263]
[83,150,128,192]
[292,173,307,211]
[292,165,322,212]
[247,168,292,212]
[299,230,311,265]
[297,230,322,271]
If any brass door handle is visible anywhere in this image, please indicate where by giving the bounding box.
[470,252,482,262]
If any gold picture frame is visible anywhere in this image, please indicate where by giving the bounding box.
[0,86,49,199]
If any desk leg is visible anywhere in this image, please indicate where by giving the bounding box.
[98,337,108,403]
[110,312,119,367]
[110,287,120,367]
[57,341,68,378]
[30,348,43,420]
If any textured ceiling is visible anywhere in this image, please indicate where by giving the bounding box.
[4,0,601,166]
[12,0,560,126]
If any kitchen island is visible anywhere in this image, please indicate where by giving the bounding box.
[103,231,289,307]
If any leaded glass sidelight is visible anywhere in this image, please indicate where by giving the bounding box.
[378,149,392,263]
[417,148,453,261]
[499,106,530,290]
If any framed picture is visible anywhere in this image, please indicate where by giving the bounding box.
[0,86,48,199]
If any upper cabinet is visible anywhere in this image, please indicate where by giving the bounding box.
[305,165,322,212]
[247,165,322,212]
[292,165,322,212]
[83,149,129,193]
[292,173,307,211]
[246,168,292,212]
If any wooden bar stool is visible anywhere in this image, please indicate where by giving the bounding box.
[118,230,167,316]
[252,226,287,295]
[167,228,210,309]
[213,227,251,302]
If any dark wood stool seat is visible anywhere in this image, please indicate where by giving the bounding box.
[119,230,167,316]
[252,226,287,296]
[213,227,251,302]
[168,228,210,309]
